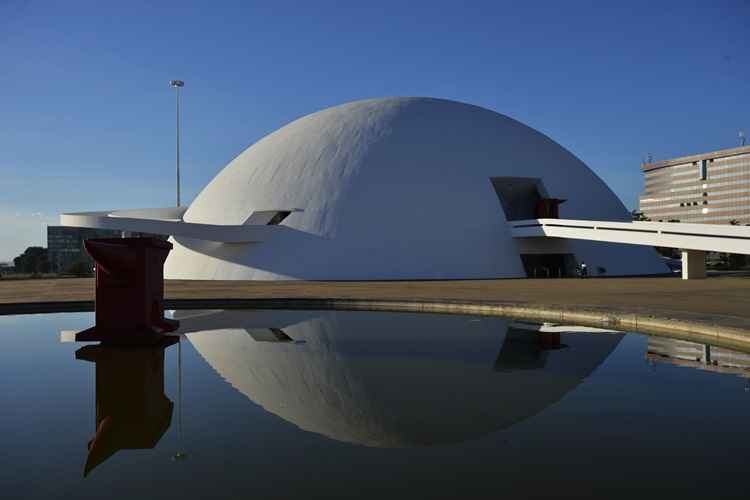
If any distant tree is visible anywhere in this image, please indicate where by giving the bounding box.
[65,260,93,277]
[654,246,678,258]
[728,253,746,269]
[13,247,50,274]
[631,210,650,222]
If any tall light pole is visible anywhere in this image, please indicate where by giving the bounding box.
[170,80,185,206]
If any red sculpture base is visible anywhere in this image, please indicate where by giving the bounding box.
[74,322,180,345]
[76,237,179,345]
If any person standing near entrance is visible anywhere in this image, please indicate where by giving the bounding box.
[579,261,588,278]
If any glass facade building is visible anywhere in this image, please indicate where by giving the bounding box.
[47,226,120,274]
[639,145,750,225]
[47,226,167,274]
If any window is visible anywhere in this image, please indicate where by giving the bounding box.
[244,209,296,225]
[267,211,291,225]
[699,159,708,180]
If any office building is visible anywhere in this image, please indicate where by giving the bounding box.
[639,145,750,224]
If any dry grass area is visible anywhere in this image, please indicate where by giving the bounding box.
[0,275,748,321]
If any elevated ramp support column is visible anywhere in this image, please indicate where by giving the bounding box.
[681,249,706,280]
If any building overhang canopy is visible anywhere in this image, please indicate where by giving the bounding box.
[60,207,302,243]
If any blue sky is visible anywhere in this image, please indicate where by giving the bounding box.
[1,0,748,261]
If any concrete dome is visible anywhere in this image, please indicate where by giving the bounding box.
[165,97,665,280]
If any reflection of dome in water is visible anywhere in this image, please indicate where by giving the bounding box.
[183,310,623,447]
[165,97,665,280]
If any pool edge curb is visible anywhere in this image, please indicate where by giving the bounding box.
[2,298,749,350]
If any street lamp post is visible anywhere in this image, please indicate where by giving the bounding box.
[169,80,185,207]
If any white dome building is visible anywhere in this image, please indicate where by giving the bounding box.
[165,97,666,280]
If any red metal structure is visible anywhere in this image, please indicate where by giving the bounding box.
[534,198,566,219]
[75,238,179,344]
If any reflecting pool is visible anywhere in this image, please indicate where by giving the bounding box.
[1,310,749,499]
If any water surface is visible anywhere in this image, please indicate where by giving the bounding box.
[1,310,749,499]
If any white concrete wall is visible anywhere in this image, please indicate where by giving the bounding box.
[165,97,667,280]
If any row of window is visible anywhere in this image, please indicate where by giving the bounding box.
[646,166,750,189]
[713,153,750,163]
[641,185,750,204]
[644,206,750,219]
[646,154,750,187]
[650,215,749,223]
[644,196,750,212]
[645,176,750,195]
[642,194,750,212]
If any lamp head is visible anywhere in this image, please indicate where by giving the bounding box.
[169,80,185,88]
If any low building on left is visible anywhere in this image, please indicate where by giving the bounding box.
[47,226,166,274]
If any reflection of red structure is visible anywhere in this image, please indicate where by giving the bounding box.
[535,198,566,219]
[76,339,177,476]
[537,332,564,350]
[76,238,179,344]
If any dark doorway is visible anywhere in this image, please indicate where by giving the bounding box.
[490,177,546,221]
[520,253,578,278]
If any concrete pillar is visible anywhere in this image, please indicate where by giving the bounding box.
[681,249,706,280]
